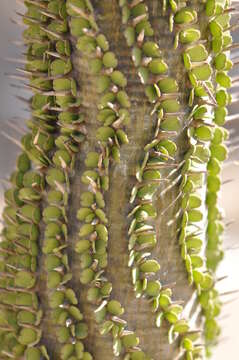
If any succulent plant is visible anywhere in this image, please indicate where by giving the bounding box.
[0,0,235,359]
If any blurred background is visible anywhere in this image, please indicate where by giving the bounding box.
[0,1,238,358]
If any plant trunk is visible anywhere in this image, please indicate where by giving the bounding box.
[67,1,199,359]
[2,0,228,358]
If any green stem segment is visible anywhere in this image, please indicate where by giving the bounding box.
[119,1,210,359]
[67,0,153,359]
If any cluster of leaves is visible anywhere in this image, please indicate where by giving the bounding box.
[119,0,231,358]
[203,0,232,355]
[1,0,92,359]
[68,1,154,359]
[119,1,212,359]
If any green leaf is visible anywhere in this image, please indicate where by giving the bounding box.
[117,91,131,108]
[80,268,95,284]
[47,271,62,289]
[137,233,157,248]
[25,348,41,360]
[186,237,203,250]
[131,351,147,360]
[205,0,216,16]
[49,291,65,309]
[192,269,204,284]
[43,206,62,223]
[122,333,139,348]
[212,127,226,144]
[174,9,197,24]
[195,125,213,141]
[143,41,161,57]
[69,306,83,321]
[173,319,190,334]
[111,71,127,87]
[116,129,129,144]
[85,152,100,168]
[75,342,84,358]
[188,209,203,222]
[51,59,72,76]
[181,337,194,351]
[99,320,113,335]
[75,240,91,254]
[56,327,70,343]
[107,300,124,316]
[81,171,98,185]
[135,20,154,37]
[18,328,38,345]
[142,170,161,181]
[194,145,210,163]
[46,255,61,271]
[161,116,180,131]
[140,260,160,273]
[17,310,36,325]
[180,28,200,43]
[148,59,168,74]
[165,311,179,324]
[137,184,158,201]
[207,175,221,192]
[53,149,72,168]
[15,271,36,289]
[214,107,227,126]
[214,53,227,70]
[188,194,202,209]
[191,64,212,81]
[82,352,93,360]
[216,71,231,88]
[96,34,109,51]
[77,35,96,53]
[145,280,161,297]
[60,344,74,360]
[216,89,230,106]
[145,85,158,103]
[209,20,223,36]
[95,223,108,242]
[70,17,90,37]
[210,144,228,161]
[158,78,178,93]
[96,127,115,141]
[186,44,208,62]
[190,255,203,268]
[103,52,118,68]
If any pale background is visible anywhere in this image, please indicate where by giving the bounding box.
[0,1,238,358]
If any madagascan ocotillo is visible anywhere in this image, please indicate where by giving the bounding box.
[0,0,233,359]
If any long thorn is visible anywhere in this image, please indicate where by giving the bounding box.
[220,289,239,297]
